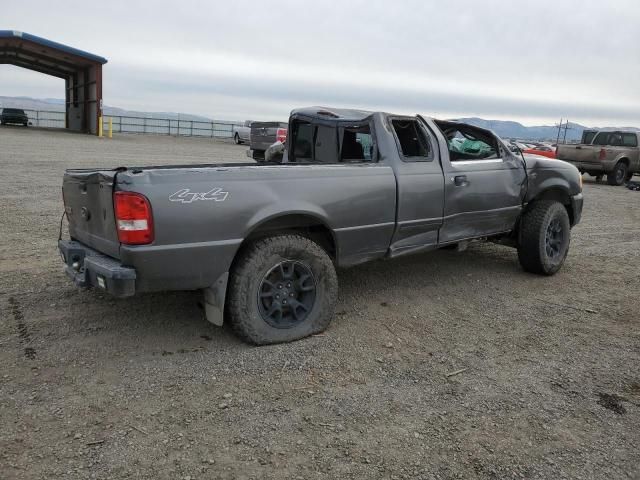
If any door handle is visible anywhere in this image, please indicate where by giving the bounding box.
[453,175,469,187]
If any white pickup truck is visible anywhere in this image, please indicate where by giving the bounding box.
[232,120,252,144]
[556,130,640,185]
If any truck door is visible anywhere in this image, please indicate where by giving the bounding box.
[577,131,610,167]
[385,117,445,257]
[432,121,526,243]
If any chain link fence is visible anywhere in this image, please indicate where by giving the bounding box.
[12,109,242,138]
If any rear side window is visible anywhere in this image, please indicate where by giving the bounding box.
[608,133,624,146]
[391,119,432,161]
[290,120,375,163]
[621,133,638,147]
[340,125,374,162]
[292,122,314,161]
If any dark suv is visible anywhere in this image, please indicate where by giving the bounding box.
[1,108,29,126]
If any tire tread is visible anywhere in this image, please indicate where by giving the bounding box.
[227,234,337,345]
[517,200,569,275]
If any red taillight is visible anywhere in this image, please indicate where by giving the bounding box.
[114,191,154,245]
[598,148,606,161]
[276,128,287,143]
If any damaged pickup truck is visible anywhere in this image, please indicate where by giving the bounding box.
[59,107,583,344]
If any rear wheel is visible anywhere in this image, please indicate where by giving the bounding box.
[227,235,338,345]
[517,200,571,275]
[607,162,628,186]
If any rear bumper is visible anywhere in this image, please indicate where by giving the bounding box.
[58,239,136,297]
[570,193,584,226]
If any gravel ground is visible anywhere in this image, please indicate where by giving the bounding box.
[1,126,639,480]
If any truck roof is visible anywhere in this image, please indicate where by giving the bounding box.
[291,106,377,122]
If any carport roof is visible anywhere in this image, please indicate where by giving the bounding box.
[0,30,107,79]
[0,31,107,64]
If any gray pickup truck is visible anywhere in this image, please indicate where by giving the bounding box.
[248,121,288,159]
[59,107,583,344]
[556,130,640,185]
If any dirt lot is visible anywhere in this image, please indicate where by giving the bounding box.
[1,126,639,480]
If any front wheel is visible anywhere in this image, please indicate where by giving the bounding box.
[607,162,628,186]
[233,133,241,144]
[227,235,338,345]
[517,200,571,275]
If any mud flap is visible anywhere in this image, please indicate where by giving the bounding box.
[203,272,229,326]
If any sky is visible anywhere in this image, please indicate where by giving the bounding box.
[1,0,639,127]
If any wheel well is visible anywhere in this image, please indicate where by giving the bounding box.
[240,214,337,261]
[617,157,630,167]
[529,188,574,224]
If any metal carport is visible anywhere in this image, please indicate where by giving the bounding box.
[0,30,107,135]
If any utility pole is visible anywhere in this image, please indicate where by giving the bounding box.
[556,118,563,145]
[562,120,573,143]
[556,118,562,145]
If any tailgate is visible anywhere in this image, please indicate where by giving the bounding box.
[250,122,285,150]
[62,169,121,259]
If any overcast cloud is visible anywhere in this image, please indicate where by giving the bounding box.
[2,0,639,126]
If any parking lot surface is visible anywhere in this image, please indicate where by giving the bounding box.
[1,127,639,479]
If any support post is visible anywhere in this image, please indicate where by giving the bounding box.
[98,116,103,137]
[108,118,113,138]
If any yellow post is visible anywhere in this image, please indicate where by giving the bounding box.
[98,116,103,137]
[108,117,113,139]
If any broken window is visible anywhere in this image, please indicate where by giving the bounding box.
[340,125,374,162]
[438,124,500,161]
[290,120,375,163]
[391,119,432,161]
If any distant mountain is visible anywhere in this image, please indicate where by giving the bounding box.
[454,117,640,142]
[0,96,223,123]
[1,96,638,141]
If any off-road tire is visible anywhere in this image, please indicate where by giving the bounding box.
[227,235,338,345]
[517,200,571,275]
[607,162,628,186]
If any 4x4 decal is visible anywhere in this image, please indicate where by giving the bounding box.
[169,188,229,203]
